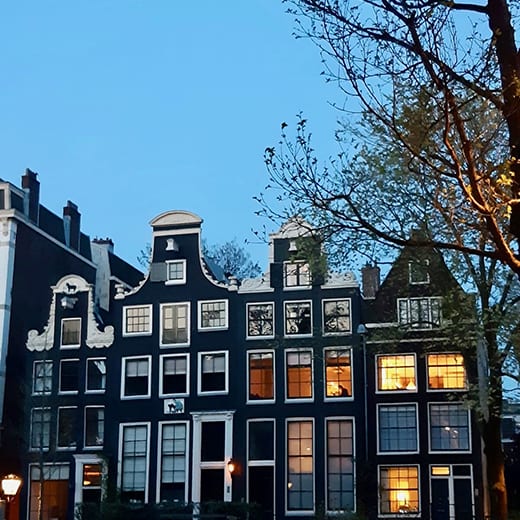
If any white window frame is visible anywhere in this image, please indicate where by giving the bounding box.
[285,348,314,403]
[159,354,189,397]
[247,349,275,404]
[73,454,107,507]
[377,403,419,455]
[84,405,104,449]
[60,317,81,348]
[165,259,187,285]
[409,259,430,285]
[284,300,313,337]
[57,406,77,450]
[426,353,467,392]
[198,299,229,331]
[322,298,352,335]
[375,353,417,394]
[59,358,80,394]
[122,304,153,337]
[117,422,151,504]
[323,347,353,401]
[160,302,190,346]
[397,297,442,329]
[283,260,311,289]
[30,407,51,451]
[197,350,229,395]
[121,355,152,400]
[246,302,275,340]
[378,464,421,517]
[32,360,53,395]
[156,420,190,503]
[85,358,106,394]
[428,402,472,454]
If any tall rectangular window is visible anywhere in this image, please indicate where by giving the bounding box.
[378,405,418,453]
[123,305,152,335]
[427,353,466,390]
[61,318,81,347]
[161,303,189,345]
[376,354,416,392]
[398,297,441,329]
[323,299,351,334]
[120,424,149,503]
[159,422,188,502]
[286,350,313,400]
[29,464,69,520]
[247,303,274,338]
[324,349,352,398]
[59,359,79,393]
[284,301,312,336]
[86,358,106,392]
[121,357,151,398]
[429,403,470,451]
[85,406,104,447]
[287,420,314,512]
[31,408,51,450]
[160,354,188,396]
[57,406,77,449]
[379,466,419,515]
[198,352,228,394]
[248,351,274,401]
[326,419,354,512]
[284,261,311,287]
[33,360,52,395]
[199,300,228,330]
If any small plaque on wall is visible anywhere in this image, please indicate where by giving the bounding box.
[164,398,185,414]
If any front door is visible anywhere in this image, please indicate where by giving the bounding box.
[430,465,474,520]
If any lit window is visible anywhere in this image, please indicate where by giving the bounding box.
[323,299,351,334]
[160,354,188,396]
[86,358,106,392]
[287,420,314,511]
[57,406,77,449]
[286,350,313,400]
[284,261,311,287]
[166,260,186,284]
[326,419,354,512]
[378,405,418,453]
[121,357,151,398]
[377,355,416,392]
[324,349,352,398]
[398,297,441,328]
[199,352,228,394]
[81,463,103,505]
[85,406,104,447]
[429,403,470,451]
[409,259,430,284]
[379,466,419,515]
[123,305,152,335]
[119,424,149,503]
[29,464,69,520]
[33,360,52,395]
[30,407,51,450]
[61,318,81,347]
[60,359,79,393]
[161,303,189,345]
[199,300,228,330]
[248,351,274,401]
[285,301,312,336]
[158,422,188,502]
[427,353,466,390]
[247,303,274,338]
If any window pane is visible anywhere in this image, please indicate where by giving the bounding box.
[379,405,417,452]
[285,302,312,335]
[249,421,274,461]
[61,318,81,346]
[287,421,314,511]
[160,423,187,501]
[125,306,151,334]
[57,407,77,448]
[200,353,226,392]
[162,355,188,394]
[124,358,149,397]
[162,304,189,344]
[247,303,274,337]
[284,261,311,287]
[323,300,351,334]
[427,353,466,389]
[377,355,416,391]
[325,349,352,397]
[121,425,148,502]
[429,404,470,451]
[379,466,419,514]
[86,359,106,391]
[200,301,227,329]
[33,361,52,395]
[249,352,274,400]
[60,360,79,392]
[286,351,312,399]
[327,420,354,511]
[31,408,51,450]
[85,407,104,447]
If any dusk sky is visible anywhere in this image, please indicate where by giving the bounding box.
[0,1,341,270]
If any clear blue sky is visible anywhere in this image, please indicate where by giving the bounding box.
[0,1,340,270]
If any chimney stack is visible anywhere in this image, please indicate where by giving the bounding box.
[361,263,380,299]
[21,168,40,223]
[63,200,81,251]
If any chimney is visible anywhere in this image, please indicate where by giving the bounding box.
[362,263,380,299]
[21,168,40,223]
[63,200,81,251]
[92,237,114,254]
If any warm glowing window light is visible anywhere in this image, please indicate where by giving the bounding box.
[377,355,416,391]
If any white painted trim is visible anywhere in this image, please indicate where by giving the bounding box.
[321,297,352,336]
[427,402,472,454]
[376,403,419,455]
[122,304,153,337]
[84,405,105,449]
[245,301,275,340]
[197,299,229,331]
[159,353,190,397]
[56,405,78,450]
[375,353,418,394]
[59,358,80,394]
[323,347,353,401]
[85,357,107,394]
[377,464,421,517]
[120,355,152,400]
[73,454,107,506]
[31,359,53,396]
[165,259,187,285]
[197,350,229,395]
[283,299,313,338]
[60,317,81,349]
[159,302,191,347]
[425,352,467,392]
[285,348,314,403]
[246,349,275,404]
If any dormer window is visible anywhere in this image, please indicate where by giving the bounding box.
[409,259,430,284]
[61,318,81,348]
[284,261,311,288]
[398,297,441,329]
[166,260,186,285]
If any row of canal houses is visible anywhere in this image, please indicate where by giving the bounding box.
[0,171,484,519]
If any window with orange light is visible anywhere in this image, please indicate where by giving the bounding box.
[379,466,419,514]
[324,349,352,398]
[286,350,313,400]
[248,351,274,401]
[377,355,417,392]
[427,353,466,390]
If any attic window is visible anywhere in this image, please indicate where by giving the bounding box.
[284,261,311,288]
[409,260,429,284]
[166,260,186,285]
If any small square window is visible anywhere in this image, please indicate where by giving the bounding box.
[377,355,416,392]
[427,353,466,390]
[248,351,274,402]
[286,350,313,400]
[284,261,311,288]
[379,466,419,515]
[161,303,189,345]
[121,357,151,398]
[85,406,104,447]
[323,299,351,334]
[324,349,352,398]
[160,354,189,396]
[247,303,274,338]
[33,361,52,395]
[57,406,77,449]
[199,300,228,330]
[60,359,79,393]
[166,260,186,285]
[284,301,312,336]
[86,358,106,392]
[198,351,228,394]
[409,259,430,284]
[123,305,152,336]
[61,318,81,347]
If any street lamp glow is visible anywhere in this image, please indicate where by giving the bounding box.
[1,474,22,501]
